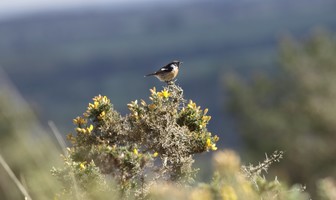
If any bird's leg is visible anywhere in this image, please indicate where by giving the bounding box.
[167,79,177,85]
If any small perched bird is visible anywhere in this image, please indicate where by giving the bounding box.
[145,60,182,83]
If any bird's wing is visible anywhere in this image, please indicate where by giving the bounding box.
[145,62,174,76]
[156,64,173,73]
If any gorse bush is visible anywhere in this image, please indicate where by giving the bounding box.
[52,83,218,199]
[52,82,312,199]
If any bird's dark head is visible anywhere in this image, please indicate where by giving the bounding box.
[172,60,182,68]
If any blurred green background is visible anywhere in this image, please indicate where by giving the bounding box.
[1,0,336,198]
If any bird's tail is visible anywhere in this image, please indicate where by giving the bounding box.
[144,73,156,77]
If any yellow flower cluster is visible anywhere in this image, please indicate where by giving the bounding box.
[94,95,110,105]
[200,116,211,129]
[133,148,139,155]
[79,161,87,170]
[149,87,171,100]
[181,100,213,131]
[85,95,110,119]
[88,101,100,110]
[206,138,218,151]
[133,148,151,158]
[73,116,87,125]
[76,124,94,135]
[98,111,106,120]
[128,88,171,119]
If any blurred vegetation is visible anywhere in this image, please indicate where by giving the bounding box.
[0,74,61,199]
[226,31,336,198]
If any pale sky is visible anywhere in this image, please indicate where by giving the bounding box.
[0,0,154,19]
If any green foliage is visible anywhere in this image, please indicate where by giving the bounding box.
[226,31,336,197]
[53,83,219,198]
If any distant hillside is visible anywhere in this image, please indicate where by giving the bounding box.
[0,0,335,148]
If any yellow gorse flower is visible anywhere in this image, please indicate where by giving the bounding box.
[76,124,94,135]
[88,95,111,111]
[206,138,212,148]
[98,111,106,119]
[153,152,159,157]
[87,124,94,133]
[133,148,139,155]
[157,89,170,98]
[199,115,211,129]
[202,115,211,122]
[102,95,109,104]
[94,101,99,109]
[93,95,110,104]
[73,116,87,125]
[76,127,86,134]
[88,101,99,110]
[206,138,218,151]
[79,162,87,170]
[88,103,94,110]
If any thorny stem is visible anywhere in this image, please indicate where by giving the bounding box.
[242,151,284,179]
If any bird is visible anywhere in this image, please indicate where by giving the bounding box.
[145,60,182,83]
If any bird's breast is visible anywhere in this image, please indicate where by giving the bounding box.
[157,68,178,82]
